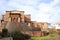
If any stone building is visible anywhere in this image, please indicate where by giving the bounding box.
[0,10,49,37]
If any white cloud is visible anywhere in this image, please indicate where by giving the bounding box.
[38,3,52,13]
[0,0,60,23]
[34,0,60,23]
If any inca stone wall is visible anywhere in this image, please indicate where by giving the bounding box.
[0,10,49,36]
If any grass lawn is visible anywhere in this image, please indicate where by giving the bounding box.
[31,34,58,40]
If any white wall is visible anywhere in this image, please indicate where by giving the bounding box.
[55,24,60,29]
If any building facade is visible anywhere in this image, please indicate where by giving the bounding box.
[0,10,49,36]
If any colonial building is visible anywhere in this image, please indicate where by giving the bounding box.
[0,10,49,37]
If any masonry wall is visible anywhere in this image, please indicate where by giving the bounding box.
[0,10,49,37]
[4,11,10,21]
[20,11,25,22]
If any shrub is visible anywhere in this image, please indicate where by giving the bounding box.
[2,28,9,37]
[24,34,31,39]
[11,31,31,40]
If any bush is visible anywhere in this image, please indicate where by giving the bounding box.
[24,34,31,39]
[57,29,60,35]
[11,31,31,40]
[2,28,9,37]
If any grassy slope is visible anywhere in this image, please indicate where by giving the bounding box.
[31,34,58,40]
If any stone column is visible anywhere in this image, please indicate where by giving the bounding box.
[9,17,11,22]
[18,17,20,22]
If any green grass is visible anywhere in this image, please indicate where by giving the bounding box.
[31,34,58,40]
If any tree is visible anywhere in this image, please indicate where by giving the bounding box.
[2,28,9,37]
[11,30,31,40]
[24,34,31,40]
[11,31,25,40]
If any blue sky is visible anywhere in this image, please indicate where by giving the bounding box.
[0,0,60,23]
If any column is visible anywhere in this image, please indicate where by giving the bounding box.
[9,17,11,22]
[18,17,20,22]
